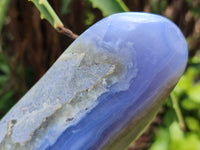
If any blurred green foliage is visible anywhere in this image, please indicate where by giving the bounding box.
[0,0,200,150]
[0,54,14,112]
[0,0,14,116]
[60,0,71,15]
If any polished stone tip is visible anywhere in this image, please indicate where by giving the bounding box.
[0,12,188,150]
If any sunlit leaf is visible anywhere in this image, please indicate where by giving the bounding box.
[88,0,129,16]
[85,12,95,26]
[181,99,198,110]
[169,122,184,141]
[186,117,200,131]
[149,129,169,150]
[175,68,196,92]
[170,133,200,150]
[188,83,200,103]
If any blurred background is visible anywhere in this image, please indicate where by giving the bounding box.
[0,0,200,149]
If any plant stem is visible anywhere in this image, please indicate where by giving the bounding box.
[170,92,186,131]
[29,0,78,39]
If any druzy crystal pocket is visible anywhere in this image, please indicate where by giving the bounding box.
[0,12,188,150]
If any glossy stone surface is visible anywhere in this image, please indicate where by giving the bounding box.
[0,12,188,150]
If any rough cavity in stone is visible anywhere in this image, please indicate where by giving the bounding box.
[0,37,137,150]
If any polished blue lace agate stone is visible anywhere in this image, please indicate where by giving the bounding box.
[0,12,188,150]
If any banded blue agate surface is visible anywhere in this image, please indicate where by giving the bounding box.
[0,12,188,150]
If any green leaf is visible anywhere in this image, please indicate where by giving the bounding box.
[170,132,200,150]
[185,117,200,131]
[85,12,95,26]
[0,0,11,33]
[29,0,63,29]
[188,83,200,103]
[149,129,169,150]
[163,110,175,126]
[0,63,10,75]
[0,75,9,86]
[169,122,184,141]
[150,121,200,150]
[89,0,129,16]
[181,99,198,110]
[175,67,196,92]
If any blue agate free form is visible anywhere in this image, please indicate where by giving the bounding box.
[0,12,188,150]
